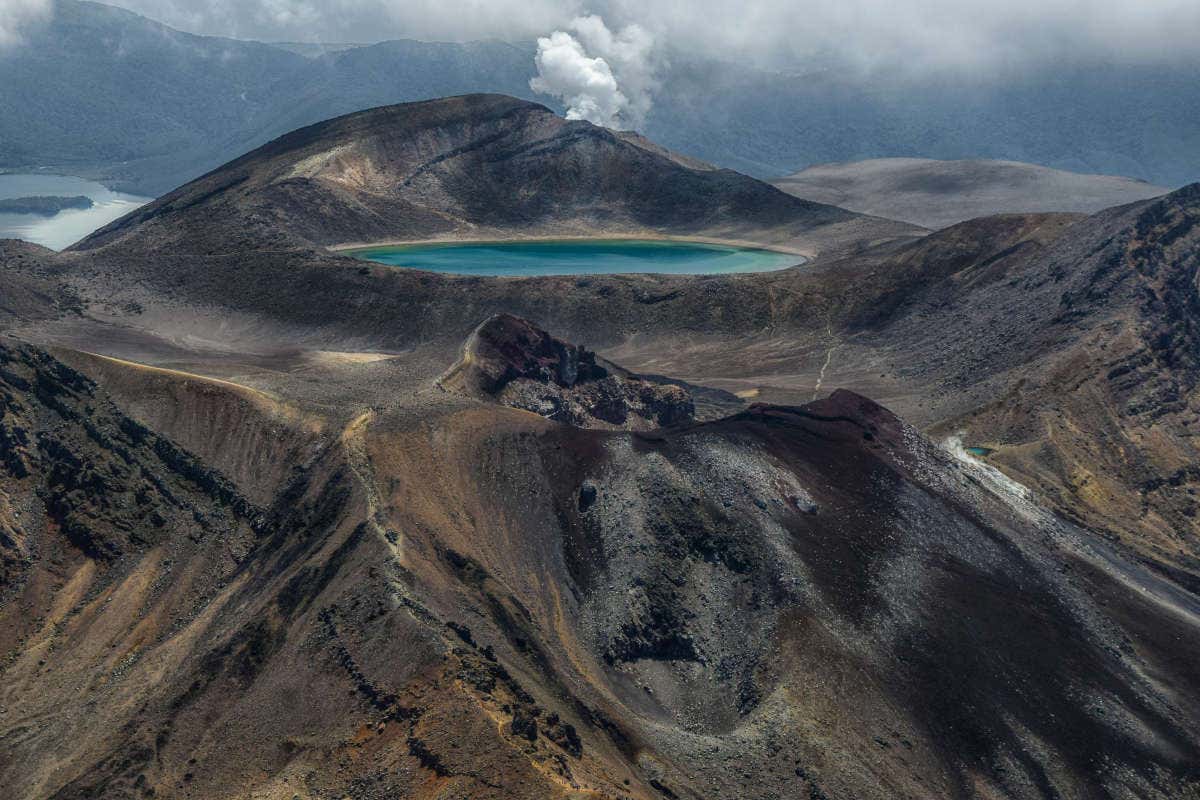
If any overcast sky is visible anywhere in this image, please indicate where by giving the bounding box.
[6,0,1200,74]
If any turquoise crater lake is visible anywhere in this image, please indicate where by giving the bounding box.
[347,239,801,276]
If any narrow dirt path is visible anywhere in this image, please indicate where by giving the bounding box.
[811,322,837,401]
[340,410,398,556]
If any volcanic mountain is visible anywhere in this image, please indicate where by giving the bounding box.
[772,158,1171,229]
[2,95,1200,799]
[3,324,1199,800]
[77,94,920,255]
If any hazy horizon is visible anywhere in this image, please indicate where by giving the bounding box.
[1,0,1197,198]
[5,0,1200,75]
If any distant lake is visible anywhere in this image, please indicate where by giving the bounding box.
[0,173,151,250]
[348,239,802,276]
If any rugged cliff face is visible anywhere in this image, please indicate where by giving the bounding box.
[440,314,695,430]
[2,95,1200,800]
[822,186,1200,583]
[1,330,1198,800]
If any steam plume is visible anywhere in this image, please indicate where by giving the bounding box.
[530,15,659,130]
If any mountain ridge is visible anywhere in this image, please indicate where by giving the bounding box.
[773,157,1172,228]
[2,94,1199,799]
[3,330,1199,799]
[74,94,920,255]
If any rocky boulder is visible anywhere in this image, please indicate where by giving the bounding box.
[441,314,694,430]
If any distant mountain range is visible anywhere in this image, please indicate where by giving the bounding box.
[773,158,1171,229]
[2,0,1199,196]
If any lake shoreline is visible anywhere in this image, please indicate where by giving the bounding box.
[0,173,151,251]
[330,232,812,257]
[342,238,806,277]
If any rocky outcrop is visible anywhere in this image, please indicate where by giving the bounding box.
[441,314,694,429]
[0,341,260,575]
[3,334,1200,800]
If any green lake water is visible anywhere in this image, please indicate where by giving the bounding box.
[348,239,802,276]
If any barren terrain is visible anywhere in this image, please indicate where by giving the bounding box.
[2,95,1199,799]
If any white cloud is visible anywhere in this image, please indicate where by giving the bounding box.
[529,17,659,129]
[0,0,53,48]
[58,0,1200,73]
[103,0,579,44]
[588,0,1200,73]
[531,29,628,128]
[569,15,658,125]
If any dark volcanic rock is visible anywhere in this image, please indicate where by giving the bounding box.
[1,337,1199,800]
[457,313,610,394]
[0,341,259,575]
[442,313,694,429]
